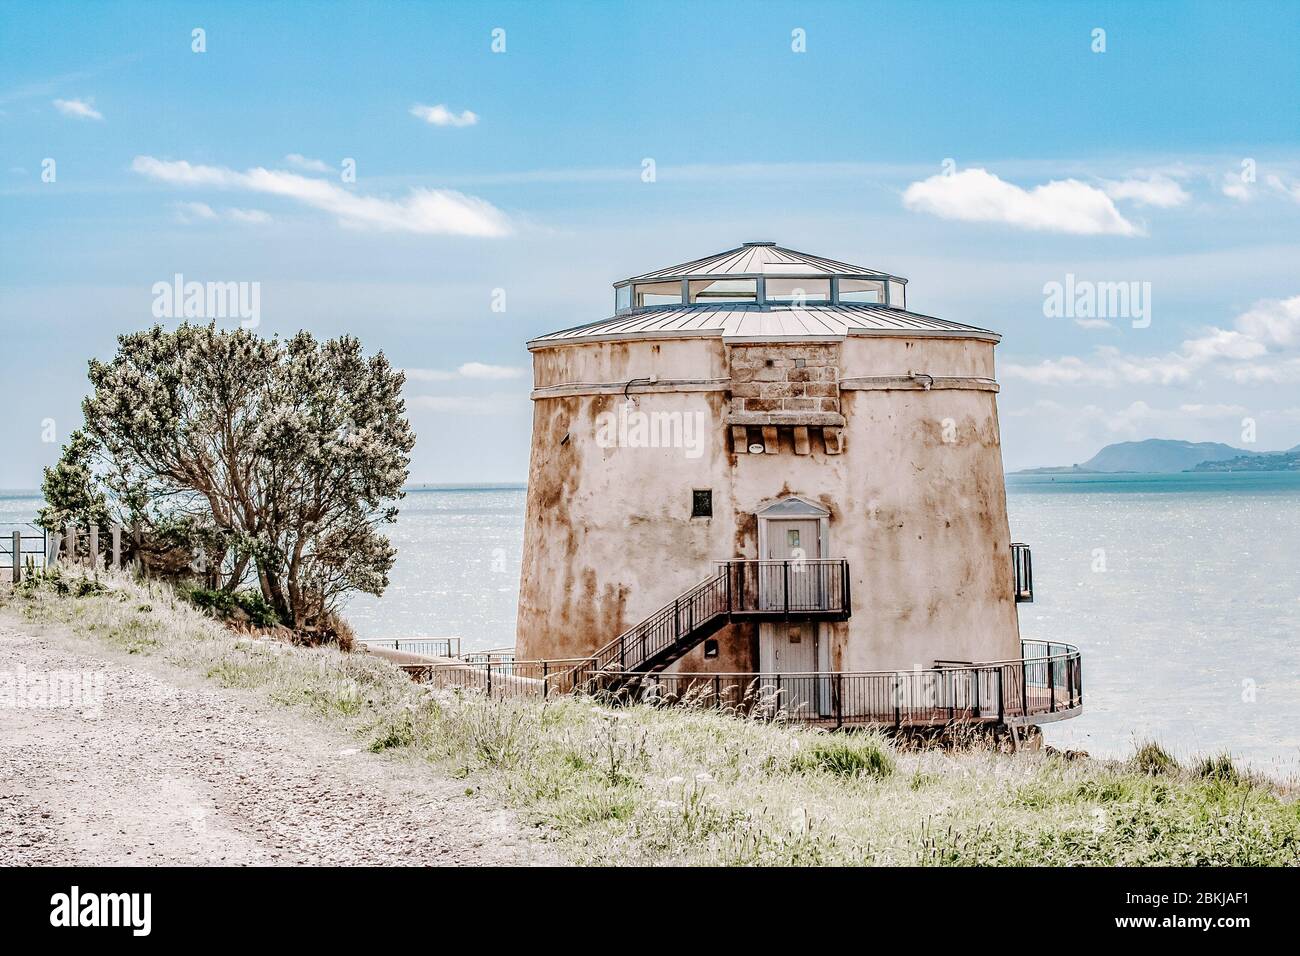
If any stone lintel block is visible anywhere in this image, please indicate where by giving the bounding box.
[744,398,782,412]
[726,411,846,427]
[782,397,817,411]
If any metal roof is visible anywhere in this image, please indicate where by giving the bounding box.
[529,302,1000,349]
[623,241,894,282]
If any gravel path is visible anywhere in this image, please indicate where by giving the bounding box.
[0,616,555,866]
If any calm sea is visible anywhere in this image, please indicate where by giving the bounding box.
[5,472,1298,776]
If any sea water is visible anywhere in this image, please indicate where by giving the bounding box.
[5,472,1298,775]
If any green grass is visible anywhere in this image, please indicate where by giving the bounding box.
[4,571,1299,866]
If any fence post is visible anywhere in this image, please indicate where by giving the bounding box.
[1049,658,1056,713]
[893,673,901,728]
[486,661,493,698]
[11,530,20,584]
[64,524,76,567]
[111,524,122,571]
[543,660,549,700]
[996,667,1005,724]
[89,524,99,571]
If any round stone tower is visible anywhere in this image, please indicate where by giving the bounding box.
[516,241,1022,679]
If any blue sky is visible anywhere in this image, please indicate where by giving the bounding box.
[2,0,1299,485]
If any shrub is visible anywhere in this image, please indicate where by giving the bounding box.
[1195,752,1241,784]
[1132,740,1178,776]
[793,735,895,779]
[183,585,281,628]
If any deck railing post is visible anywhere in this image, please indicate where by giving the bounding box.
[1022,657,1029,717]
[714,674,721,709]
[543,660,549,700]
[783,561,790,617]
[996,667,1004,724]
[973,667,982,718]
[893,673,901,728]
[835,672,843,729]
[1049,657,1056,713]
[486,661,493,698]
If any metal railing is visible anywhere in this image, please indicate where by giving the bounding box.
[586,558,853,676]
[404,658,592,700]
[722,559,851,618]
[1012,542,1033,603]
[360,637,461,658]
[409,640,1081,729]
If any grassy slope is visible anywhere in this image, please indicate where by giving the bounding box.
[4,572,1298,866]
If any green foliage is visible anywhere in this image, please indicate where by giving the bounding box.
[36,430,110,536]
[183,585,281,628]
[1195,752,1242,784]
[63,322,413,630]
[1132,740,1179,776]
[792,735,895,779]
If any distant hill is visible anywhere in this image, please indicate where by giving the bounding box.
[1015,439,1260,475]
[1193,445,1300,472]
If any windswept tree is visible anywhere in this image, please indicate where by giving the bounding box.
[43,323,415,632]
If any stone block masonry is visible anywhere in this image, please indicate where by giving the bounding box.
[726,343,841,416]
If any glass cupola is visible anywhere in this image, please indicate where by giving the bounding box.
[613,241,907,314]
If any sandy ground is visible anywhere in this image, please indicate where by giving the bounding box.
[0,614,556,866]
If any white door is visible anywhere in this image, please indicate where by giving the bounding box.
[762,518,820,610]
[759,622,819,717]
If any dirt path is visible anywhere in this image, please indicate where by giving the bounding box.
[0,615,555,866]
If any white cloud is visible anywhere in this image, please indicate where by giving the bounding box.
[902,167,1140,236]
[1102,175,1190,208]
[284,153,330,173]
[1221,172,1255,202]
[1266,174,1300,203]
[172,201,217,223]
[173,201,271,225]
[404,363,525,382]
[132,156,511,237]
[227,208,272,224]
[1004,294,1300,387]
[53,97,102,121]
[410,103,478,127]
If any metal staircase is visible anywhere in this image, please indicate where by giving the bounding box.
[585,559,852,688]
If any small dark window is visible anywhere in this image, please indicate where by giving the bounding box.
[703,639,719,659]
[691,489,712,518]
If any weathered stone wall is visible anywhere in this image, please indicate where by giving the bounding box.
[517,333,1020,672]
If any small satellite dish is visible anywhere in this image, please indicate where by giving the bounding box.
[748,443,765,454]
